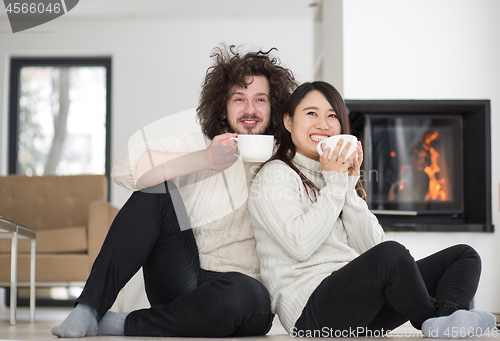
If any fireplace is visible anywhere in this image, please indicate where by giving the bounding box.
[347,100,492,232]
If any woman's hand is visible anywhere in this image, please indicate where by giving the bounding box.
[319,139,357,173]
[348,141,363,176]
[205,133,238,171]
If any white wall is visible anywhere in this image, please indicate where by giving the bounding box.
[343,0,500,312]
[0,15,314,208]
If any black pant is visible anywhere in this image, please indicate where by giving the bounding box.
[77,182,273,337]
[294,241,481,336]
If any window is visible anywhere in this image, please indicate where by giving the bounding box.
[9,58,111,191]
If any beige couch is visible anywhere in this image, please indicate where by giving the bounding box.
[0,174,118,284]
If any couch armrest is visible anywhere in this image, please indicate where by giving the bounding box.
[88,201,119,269]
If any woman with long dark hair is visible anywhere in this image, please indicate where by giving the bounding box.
[249,81,494,338]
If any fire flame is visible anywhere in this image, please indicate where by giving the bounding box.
[388,130,449,202]
[419,131,446,201]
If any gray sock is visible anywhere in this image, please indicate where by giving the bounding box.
[97,311,128,336]
[51,304,98,338]
[471,310,496,334]
[422,310,481,338]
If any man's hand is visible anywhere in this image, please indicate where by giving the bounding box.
[210,133,238,148]
[205,133,238,171]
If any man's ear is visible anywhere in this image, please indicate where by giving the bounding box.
[283,114,292,133]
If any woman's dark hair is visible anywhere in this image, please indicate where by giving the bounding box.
[259,81,367,203]
[197,45,297,140]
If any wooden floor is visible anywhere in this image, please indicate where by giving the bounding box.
[0,307,499,340]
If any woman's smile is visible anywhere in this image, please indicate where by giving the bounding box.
[309,134,331,143]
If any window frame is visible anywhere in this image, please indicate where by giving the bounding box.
[8,57,112,198]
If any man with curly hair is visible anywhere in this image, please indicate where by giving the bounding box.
[52,45,297,338]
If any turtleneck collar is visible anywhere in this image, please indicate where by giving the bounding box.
[292,152,324,174]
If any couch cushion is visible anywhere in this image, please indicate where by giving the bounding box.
[0,253,90,282]
[0,174,107,230]
[0,226,87,254]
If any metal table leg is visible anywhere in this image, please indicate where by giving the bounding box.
[30,238,36,323]
[10,229,18,326]
[0,218,36,326]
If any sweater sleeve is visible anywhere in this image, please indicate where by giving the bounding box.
[111,139,166,191]
[111,131,205,191]
[249,162,350,261]
[341,176,385,254]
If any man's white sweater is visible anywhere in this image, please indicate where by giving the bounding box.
[249,152,385,333]
[111,131,261,280]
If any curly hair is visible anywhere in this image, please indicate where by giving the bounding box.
[197,45,298,140]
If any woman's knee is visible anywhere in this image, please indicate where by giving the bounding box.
[373,241,415,268]
[367,242,422,288]
[454,244,480,259]
[372,241,416,273]
[451,244,482,270]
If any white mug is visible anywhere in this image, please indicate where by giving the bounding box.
[316,134,358,161]
[230,134,274,162]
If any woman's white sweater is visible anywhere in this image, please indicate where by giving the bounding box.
[249,153,384,333]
